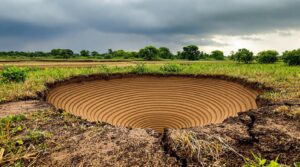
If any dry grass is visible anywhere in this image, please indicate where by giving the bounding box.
[274,105,300,116]
[169,130,234,166]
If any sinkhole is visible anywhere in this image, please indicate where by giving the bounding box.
[46,75,259,133]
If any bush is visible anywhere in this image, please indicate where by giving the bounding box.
[51,49,74,59]
[132,63,148,74]
[257,50,278,64]
[232,48,254,64]
[160,64,183,73]
[1,67,28,82]
[210,50,225,60]
[181,45,201,60]
[282,49,300,66]
[138,46,159,61]
[158,47,173,59]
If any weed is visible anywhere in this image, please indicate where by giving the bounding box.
[243,152,282,167]
[159,64,183,73]
[0,114,49,166]
[132,63,148,74]
[0,115,26,128]
[99,65,110,75]
[25,130,51,143]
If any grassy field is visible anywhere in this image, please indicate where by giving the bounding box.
[0,61,299,103]
[0,60,193,69]
[0,61,300,166]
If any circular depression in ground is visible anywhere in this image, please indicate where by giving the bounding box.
[46,76,258,132]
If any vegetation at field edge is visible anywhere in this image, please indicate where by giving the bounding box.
[1,46,300,66]
[0,61,299,103]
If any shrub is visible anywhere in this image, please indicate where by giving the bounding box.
[257,50,278,64]
[181,45,201,60]
[232,48,254,64]
[282,49,300,66]
[1,67,28,82]
[138,46,159,61]
[80,50,90,57]
[51,49,74,59]
[132,63,148,74]
[210,50,225,60]
[160,64,183,73]
[103,54,113,59]
[158,47,173,59]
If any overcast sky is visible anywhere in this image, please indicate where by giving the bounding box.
[1,0,300,54]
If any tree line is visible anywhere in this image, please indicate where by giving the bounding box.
[0,45,299,65]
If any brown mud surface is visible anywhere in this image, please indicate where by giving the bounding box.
[46,75,258,133]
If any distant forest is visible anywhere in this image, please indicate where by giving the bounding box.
[1,46,299,65]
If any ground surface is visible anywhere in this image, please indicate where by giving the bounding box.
[166,105,300,166]
[0,100,299,166]
[1,62,300,166]
[0,100,50,118]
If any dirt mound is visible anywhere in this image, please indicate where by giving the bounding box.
[46,76,258,132]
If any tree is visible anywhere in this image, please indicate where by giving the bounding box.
[91,51,99,57]
[138,46,159,61]
[232,48,254,64]
[51,49,74,59]
[210,50,225,60]
[282,49,300,66]
[181,45,201,60]
[158,47,173,59]
[257,50,278,64]
[113,50,126,58]
[108,49,113,55]
[80,50,90,57]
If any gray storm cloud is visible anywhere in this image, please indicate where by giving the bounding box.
[0,0,300,51]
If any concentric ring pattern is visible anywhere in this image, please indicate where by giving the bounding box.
[46,76,258,133]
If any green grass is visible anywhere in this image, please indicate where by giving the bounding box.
[242,152,300,167]
[0,61,299,103]
[0,114,51,166]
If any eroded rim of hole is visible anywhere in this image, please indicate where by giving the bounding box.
[44,74,271,133]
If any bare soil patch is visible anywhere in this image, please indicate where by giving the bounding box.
[0,100,50,118]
